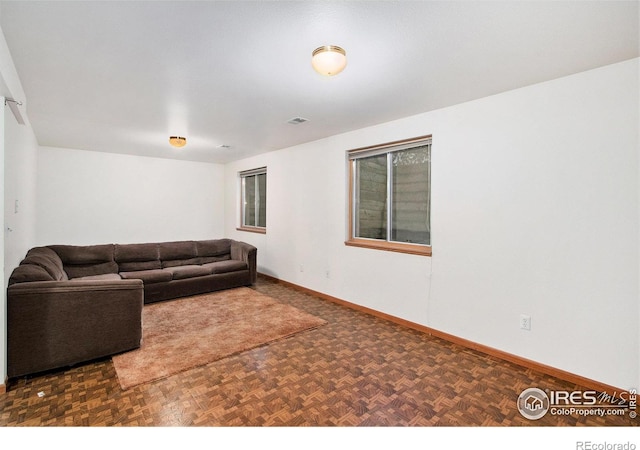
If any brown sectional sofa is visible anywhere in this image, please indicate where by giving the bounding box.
[7,238,257,379]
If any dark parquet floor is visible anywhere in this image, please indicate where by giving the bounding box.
[0,276,636,427]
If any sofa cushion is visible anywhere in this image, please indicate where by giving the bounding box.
[8,264,53,285]
[196,239,231,257]
[195,239,231,264]
[201,260,248,275]
[50,244,114,264]
[164,265,211,280]
[197,254,231,264]
[49,244,118,279]
[115,243,159,260]
[158,241,197,261]
[162,257,202,268]
[20,254,64,280]
[120,269,173,284]
[115,243,162,272]
[26,246,61,261]
[70,273,123,282]
[64,261,120,279]
[118,260,162,272]
[25,247,69,281]
[21,247,69,281]
[20,247,67,281]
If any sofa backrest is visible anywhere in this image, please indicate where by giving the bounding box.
[195,239,232,264]
[115,243,161,272]
[48,244,118,279]
[115,240,233,271]
[9,239,236,284]
[120,240,233,269]
[8,246,68,285]
[158,241,199,268]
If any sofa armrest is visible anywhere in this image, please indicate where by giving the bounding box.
[7,279,144,378]
[8,278,143,294]
[230,240,257,284]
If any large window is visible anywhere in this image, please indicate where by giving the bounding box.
[346,136,431,256]
[239,167,266,233]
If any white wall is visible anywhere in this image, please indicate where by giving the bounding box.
[4,107,38,280]
[37,147,225,246]
[2,101,39,392]
[2,103,38,390]
[0,17,38,387]
[225,58,639,390]
[0,99,5,387]
[429,59,638,391]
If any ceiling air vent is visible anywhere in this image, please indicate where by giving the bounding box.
[287,117,308,125]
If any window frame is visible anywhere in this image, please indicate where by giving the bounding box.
[237,167,267,234]
[345,135,432,256]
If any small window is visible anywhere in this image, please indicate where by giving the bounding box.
[346,136,431,256]
[238,167,267,233]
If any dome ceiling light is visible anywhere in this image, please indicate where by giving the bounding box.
[311,45,347,76]
[169,136,187,147]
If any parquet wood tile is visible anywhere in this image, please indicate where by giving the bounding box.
[0,276,636,427]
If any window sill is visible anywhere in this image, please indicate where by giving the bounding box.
[237,226,266,234]
[345,238,432,256]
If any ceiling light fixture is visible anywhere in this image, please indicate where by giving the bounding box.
[311,45,347,76]
[287,117,308,125]
[169,136,187,147]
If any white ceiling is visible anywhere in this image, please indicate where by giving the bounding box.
[0,1,638,164]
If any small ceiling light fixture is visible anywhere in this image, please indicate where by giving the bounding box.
[169,136,187,148]
[311,45,347,76]
[287,117,308,125]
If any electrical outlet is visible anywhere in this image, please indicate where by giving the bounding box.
[520,314,531,331]
[299,264,304,273]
